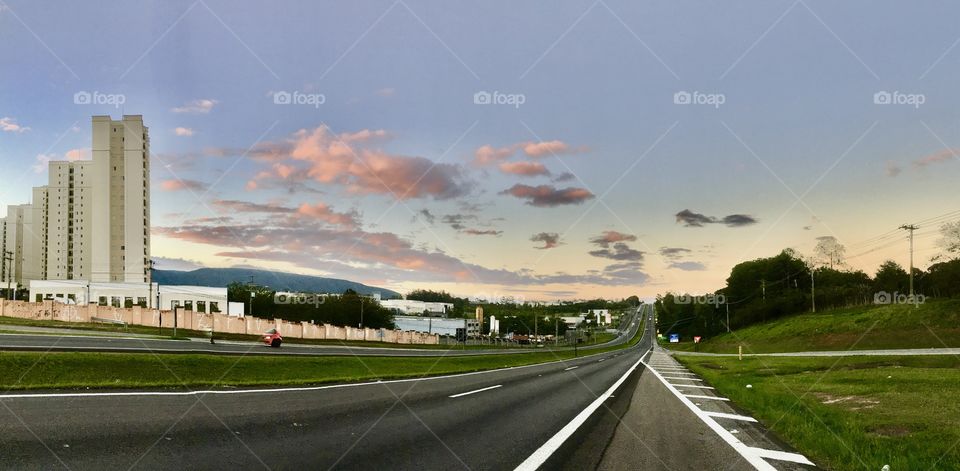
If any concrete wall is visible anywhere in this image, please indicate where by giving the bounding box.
[0,299,439,345]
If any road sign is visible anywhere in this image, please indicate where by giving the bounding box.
[669,333,679,343]
[694,336,702,343]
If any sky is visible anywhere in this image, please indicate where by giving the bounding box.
[1,0,959,301]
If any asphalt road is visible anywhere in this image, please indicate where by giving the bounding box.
[0,313,638,358]
[0,307,648,470]
[0,306,811,470]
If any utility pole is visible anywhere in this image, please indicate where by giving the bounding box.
[2,251,12,300]
[555,316,558,346]
[761,279,766,302]
[810,269,816,313]
[900,224,918,299]
[725,301,730,332]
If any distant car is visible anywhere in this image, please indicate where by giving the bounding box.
[263,328,282,348]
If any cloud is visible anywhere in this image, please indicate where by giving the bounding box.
[590,231,637,248]
[552,172,576,183]
[500,184,594,207]
[211,199,293,214]
[263,126,466,200]
[530,232,561,249]
[675,209,758,228]
[668,261,707,271]
[171,99,217,114]
[65,148,90,161]
[296,202,360,229]
[589,242,645,261]
[658,247,692,260]
[474,144,514,165]
[0,117,29,133]
[462,229,502,236]
[376,87,395,97]
[32,154,54,173]
[885,160,902,177]
[441,214,476,231]
[174,127,195,136]
[417,209,436,224]
[152,256,205,271]
[160,179,207,192]
[522,140,572,157]
[498,161,550,176]
[154,222,648,287]
[913,148,960,168]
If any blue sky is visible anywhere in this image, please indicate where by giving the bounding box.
[2,0,959,300]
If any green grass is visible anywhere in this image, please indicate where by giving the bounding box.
[0,315,646,391]
[664,298,960,353]
[677,354,960,470]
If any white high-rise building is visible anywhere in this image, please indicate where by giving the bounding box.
[1,115,151,292]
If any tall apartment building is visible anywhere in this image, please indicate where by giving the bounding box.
[0,115,150,290]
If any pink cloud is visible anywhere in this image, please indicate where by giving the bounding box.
[160,179,206,192]
[462,228,502,236]
[913,148,960,168]
[174,127,195,136]
[296,202,359,229]
[474,145,515,165]
[590,230,637,247]
[498,161,550,176]
[522,140,570,157]
[65,148,90,161]
[499,184,594,207]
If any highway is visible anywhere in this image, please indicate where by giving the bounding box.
[0,315,639,358]
[0,306,813,470]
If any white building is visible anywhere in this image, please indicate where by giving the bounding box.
[28,280,226,314]
[380,299,453,316]
[1,115,150,290]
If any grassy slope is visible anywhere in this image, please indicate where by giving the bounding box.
[0,315,646,390]
[665,298,960,353]
[678,355,960,470]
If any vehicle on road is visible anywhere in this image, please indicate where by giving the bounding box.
[263,328,282,348]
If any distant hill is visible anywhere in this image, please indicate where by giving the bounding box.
[151,267,401,298]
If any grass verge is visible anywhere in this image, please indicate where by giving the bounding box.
[676,354,960,470]
[665,298,960,353]
[0,314,645,391]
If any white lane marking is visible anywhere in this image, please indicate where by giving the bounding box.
[0,346,626,400]
[598,359,605,362]
[515,354,646,471]
[642,358,813,471]
[663,376,703,381]
[564,366,579,371]
[672,384,714,390]
[704,411,757,422]
[684,394,729,401]
[449,384,502,398]
[749,447,815,465]
[658,371,696,375]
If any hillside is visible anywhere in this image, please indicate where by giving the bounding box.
[151,268,401,299]
[663,298,960,353]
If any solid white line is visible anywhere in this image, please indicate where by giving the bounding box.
[0,346,626,400]
[673,384,715,390]
[663,376,703,381]
[749,447,815,465]
[643,358,813,470]
[448,384,502,398]
[704,411,757,422]
[515,353,646,471]
[658,371,696,375]
[684,394,729,401]
[564,366,579,371]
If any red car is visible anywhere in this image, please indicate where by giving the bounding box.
[263,328,283,348]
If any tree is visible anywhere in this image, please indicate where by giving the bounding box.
[814,236,846,269]
[873,260,909,294]
[936,221,960,261]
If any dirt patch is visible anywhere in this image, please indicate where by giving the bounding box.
[813,392,880,410]
[697,362,726,370]
[870,425,911,437]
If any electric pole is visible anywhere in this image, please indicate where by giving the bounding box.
[810,269,816,313]
[3,251,13,300]
[900,224,918,298]
[725,301,730,332]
